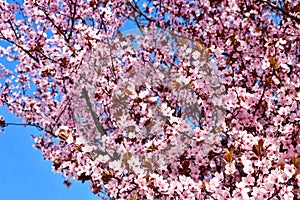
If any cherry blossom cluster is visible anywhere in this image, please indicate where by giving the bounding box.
[0,0,299,199]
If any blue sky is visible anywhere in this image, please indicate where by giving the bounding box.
[0,106,102,200]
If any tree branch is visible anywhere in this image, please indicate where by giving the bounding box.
[81,87,107,136]
[260,0,300,24]
[3,122,56,137]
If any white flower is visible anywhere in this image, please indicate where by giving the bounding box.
[284,164,295,178]
[279,38,287,45]
[96,154,110,163]
[226,39,231,46]
[225,161,236,175]
[192,51,201,59]
[176,75,189,85]
[75,136,86,145]
[262,58,270,70]
[66,135,74,144]
[82,144,94,153]
[160,102,173,117]
[131,165,145,175]
[185,48,192,54]
[140,102,147,111]
[127,156,141,167]
[109,160,122,171]
[128,132,136,139]
[139,90,149,99]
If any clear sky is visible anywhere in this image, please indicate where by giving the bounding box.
[0,106,102,200]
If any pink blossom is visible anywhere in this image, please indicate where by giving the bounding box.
[225,161,237,175]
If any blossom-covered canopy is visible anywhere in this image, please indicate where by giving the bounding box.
[0,0,299,199]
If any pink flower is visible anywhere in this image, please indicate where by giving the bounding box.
[209,172,223,188]
[268,169,281,185]
[169,181,183,195]
[282,185,294,200]
[278,106,289,116]
[251,187,269,199]
[283,164,295,179]
[242,175,255,186]
[273,115,282,126]
[225,161,236,175]
[160,103,173,117]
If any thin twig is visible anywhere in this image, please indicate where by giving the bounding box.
[260,0,300,24]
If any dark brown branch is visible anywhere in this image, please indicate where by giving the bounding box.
[38,5,69,42]
[67,0,77,41]
[0,31,40,63]
[3,122,56,137]
[81,87,107,136]
[260,0,300,24]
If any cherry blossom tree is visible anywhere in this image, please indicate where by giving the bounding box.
[1,0,300,199]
